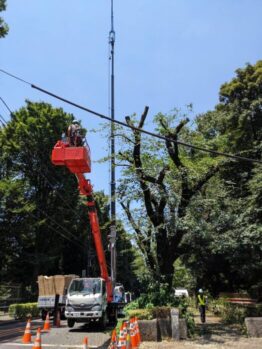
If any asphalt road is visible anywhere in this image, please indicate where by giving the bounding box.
[0,319,111,349]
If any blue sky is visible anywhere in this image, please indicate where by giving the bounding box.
[1,0,262,196]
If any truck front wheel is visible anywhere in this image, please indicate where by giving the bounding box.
[67,319,75,328]
[41,310,47,321]
[99,312,107,330]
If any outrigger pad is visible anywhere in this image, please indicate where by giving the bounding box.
[51,141,91,173]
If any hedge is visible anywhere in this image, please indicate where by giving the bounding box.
[8,303,38,320]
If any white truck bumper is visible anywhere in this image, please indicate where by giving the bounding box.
[65,310,103,319]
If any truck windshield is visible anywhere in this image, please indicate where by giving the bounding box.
[68,279,101,296]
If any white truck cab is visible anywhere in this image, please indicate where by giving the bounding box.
[65,277,107,328]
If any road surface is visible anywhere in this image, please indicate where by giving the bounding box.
[0,319,111,349]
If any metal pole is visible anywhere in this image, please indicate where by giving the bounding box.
[109,0,116,289]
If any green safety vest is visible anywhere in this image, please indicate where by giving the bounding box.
[198,294,205,306]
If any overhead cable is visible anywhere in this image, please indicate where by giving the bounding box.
[1,68,261,164]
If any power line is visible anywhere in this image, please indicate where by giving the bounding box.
[0,96,13,114]
[0,68,261,164]
[0,113,7,126]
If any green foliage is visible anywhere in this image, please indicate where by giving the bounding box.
[209,298,262,325]
[173,259,196,290]
[8,302,38,319]
[134,282,178,308]
[222,304,246,324]
[125,308,154,320]
[182,311,195,338]
[0,0,8,38]
[124,300,140,312]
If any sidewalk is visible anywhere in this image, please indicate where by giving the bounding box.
[0,313,17,326]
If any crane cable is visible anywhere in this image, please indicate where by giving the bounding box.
[0,68,261,165]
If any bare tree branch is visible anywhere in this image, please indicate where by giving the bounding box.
[120,200,156,273]
[114,133,135,144]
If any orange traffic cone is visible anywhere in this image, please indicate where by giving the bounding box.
[134,317,141,345]
[117,324,126,349]
[83,336,88,349]
[108,329,117,349]
[42,312,51,332]
[22,319,32,343]
[126,332,131,349]
[130,319,138,349]
[55,310,61,327]
[123,322,128,338]
[32,327,42,349]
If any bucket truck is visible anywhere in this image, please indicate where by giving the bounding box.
[51,135,124,328]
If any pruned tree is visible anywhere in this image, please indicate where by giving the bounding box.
[117,106,220,289]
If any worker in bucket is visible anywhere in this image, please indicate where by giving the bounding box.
[197,288,207,323]
[67,119,83,146]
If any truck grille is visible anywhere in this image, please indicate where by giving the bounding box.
[71,304,96,311]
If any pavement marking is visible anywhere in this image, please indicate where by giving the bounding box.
[4,343,98,348]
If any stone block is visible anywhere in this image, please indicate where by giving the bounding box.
[179,318,187,339]
[138,319,160,341]
[171,308,180,340]
[245,317,262,337]
[158,318,171,339]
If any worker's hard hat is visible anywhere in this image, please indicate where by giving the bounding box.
[72,119,80,124]
[198,288,203,293]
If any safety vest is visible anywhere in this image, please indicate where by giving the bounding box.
[198,294,205,306]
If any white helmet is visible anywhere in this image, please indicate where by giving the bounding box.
[72,119,80,124]
[198,288,203,293]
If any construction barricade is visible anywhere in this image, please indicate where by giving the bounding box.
[108,317,141,349]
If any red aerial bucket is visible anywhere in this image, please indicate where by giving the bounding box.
[51,141,91,173]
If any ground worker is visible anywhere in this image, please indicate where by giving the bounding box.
[67,119,83,146]
[197,288,207,323]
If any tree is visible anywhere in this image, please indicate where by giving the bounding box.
[0,0,8,38]
[197,61,262,154]
[0,101,89,293]
[116,106,220,290]
[182,61,262,295]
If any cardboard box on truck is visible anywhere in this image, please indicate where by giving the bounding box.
[37,275,78,296]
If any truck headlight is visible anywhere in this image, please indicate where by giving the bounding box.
[66,306,74,312]
[92,305,102,311]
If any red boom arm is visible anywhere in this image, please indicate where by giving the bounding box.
[51,140,113,302]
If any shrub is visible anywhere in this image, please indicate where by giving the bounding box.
[8,303,38,319]
[125,308,153,320]
[221,303,247,324]
[209,297,262,325]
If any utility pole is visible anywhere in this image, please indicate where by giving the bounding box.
[109,0,116,289]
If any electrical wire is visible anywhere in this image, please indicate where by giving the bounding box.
[0,113,7,126]
[0,96,13,114]
[1,68,261,164]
